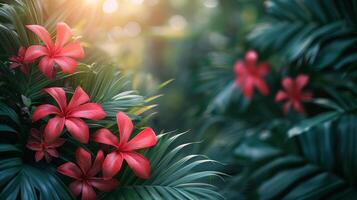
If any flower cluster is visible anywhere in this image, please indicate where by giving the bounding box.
[9,22,84,79]
[12,22,158,200]
[234,50,313,113]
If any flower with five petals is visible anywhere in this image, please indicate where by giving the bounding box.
[26,128,65,162]
[275,74,313,114]
[57,148,118,200]
[32,86,106,143]
[93,112,157,179]
[9,47,29,74]
[234,50,270,99]
[24,22,84,79]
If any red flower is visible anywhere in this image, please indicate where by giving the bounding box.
[234,50,270,99]
[93,112,157,179]
[57,148,118,200]
[24,22,84,79]
[9,47,29,74]
[26,128,65,162]
[32,86,106,143]
[275,74,313,113]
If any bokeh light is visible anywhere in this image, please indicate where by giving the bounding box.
[123,21,141,37]
[169,15,187,30]
[103,0,119,14]
[203,0,219,8]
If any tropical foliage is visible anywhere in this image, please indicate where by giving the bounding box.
[187,0,357,199]
[0,0,221,199]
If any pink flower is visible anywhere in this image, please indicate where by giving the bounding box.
[93,112,157,179]
[26,128,65,162]
[275,74,313,113]
[24,22,84,79]
[234,50,270,99]
[32,86,106,143]
[9,47,29,74]
[57,148,118,200]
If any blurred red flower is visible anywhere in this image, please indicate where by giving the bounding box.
[234,50,270,99]
[32,86,106,143]
[24,22,84,79]
[93,112,157,179]
[26,128,65,162]
[9,47,29,74]
[275,74,313,113]
[57,148,118,200]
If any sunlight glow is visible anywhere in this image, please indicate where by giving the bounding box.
[130,0,144,5]
[124,22,141,37]
[85,0,100,5]
[103,0,119,14]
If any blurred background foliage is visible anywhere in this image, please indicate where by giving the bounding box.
[2,0,357,199]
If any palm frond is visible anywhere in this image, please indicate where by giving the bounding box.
[104,132,224,200]
[237,116,357,199]
[0,101,72,200]
[248,0,357,70]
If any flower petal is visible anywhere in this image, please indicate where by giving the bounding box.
[283,102,292,114]
[47,149,59,157]
[26,142,41,151]
[32,104,60,122]
[60,41,85,59]
[44,153,52,163]
[116,112,133,145]
[301,91,313,101]
[88,150,104,177]
[123,152,150,179]
[18,47,27,56]
[234,61,245,76]
[39,56,56,79]
[9,62,21,69]
[88,178,118,192]
[55,22,73,48]
[275,91,288,102]
[20,64,29,75]
[67,86,90,111]
[57,162,82,179]
[76,148,92,174]
[254,79,269,96]
[245,50,257,68]
[69,181,83,197]
[26,25,53,48]
[54,57,78,74]
[68,103,106,120]
[282,77,293,91]
[48,138,66,148]
[93,128,119,147]
[35,151,44,162]
[65,118,89,143]
[43,87,67,112]
[293,101,305,113]
[242,78,254,99]
[44,116,65,143]
[258,63,269,76]
[296,74,309,90]
[30,128,42,140]
[123,128,157,151]
[24,45,48,63]
[81,183,96,200]
[102,152,123,178]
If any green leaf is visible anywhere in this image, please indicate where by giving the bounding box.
[0,124,17,133]
[288,111,340,137]
[104,132,224,200]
